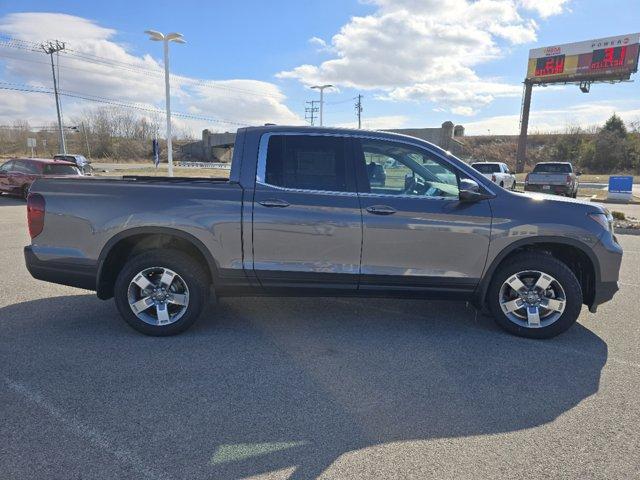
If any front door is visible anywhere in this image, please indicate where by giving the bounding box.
[252,134,361,289]
[354,137,493,293]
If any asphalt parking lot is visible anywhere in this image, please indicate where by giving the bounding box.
[1,194,639,480]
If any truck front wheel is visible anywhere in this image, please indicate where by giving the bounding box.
[487,252,583,339]
[114,249,209,335]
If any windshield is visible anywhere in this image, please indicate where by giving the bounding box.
[472,163,500,174]
[43,164,80,175]
[532,163,572,174]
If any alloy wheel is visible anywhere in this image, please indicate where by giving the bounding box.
[127,267,189,326]
[499,270,566,328]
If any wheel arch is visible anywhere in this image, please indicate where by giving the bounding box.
[476,236,600,309]
[96,227,218,299]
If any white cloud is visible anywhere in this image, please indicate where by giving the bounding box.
[335,115,409,130]
[0,12,301,133]
[519,0,571,18]
[464,101,640,135]
[278,0,568,115]
[451,106,477,116]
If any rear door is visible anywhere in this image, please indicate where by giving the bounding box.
[252,133,362,289]
[354,137,493,293]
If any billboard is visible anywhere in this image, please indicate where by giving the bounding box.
[526,33,640,84]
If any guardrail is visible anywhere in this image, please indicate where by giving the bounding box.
[176,161,231,170]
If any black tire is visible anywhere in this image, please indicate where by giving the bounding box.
[487,252,583,339]
[114,249,209,336]
[21,184,30,200]
[499,181,504,188]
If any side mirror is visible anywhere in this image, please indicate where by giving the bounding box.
[459,178,491,202]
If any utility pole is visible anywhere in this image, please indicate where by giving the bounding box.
[515,79,533,173]
[305,100,320,126]
[354,94,363,129]
[81,122,91,159]
[311,84,333,126]
[41,40,66,155]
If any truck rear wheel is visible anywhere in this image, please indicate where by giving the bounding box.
[487,252,583,339]
[114,249,209,336]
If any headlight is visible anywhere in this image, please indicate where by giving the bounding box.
[588,212,613,233]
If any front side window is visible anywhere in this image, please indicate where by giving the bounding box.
[262,135,352,192]
[0,161,13,172]
[357,139,459,198]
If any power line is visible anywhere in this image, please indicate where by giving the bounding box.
[0,83,251,127]
[0,38,301,102]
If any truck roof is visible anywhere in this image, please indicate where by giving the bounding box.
[241,125,447,150]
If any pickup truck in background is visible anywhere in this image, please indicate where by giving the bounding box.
[24,126,622,339]
[524,162,580,197]
[53,154,93,175]
[470,162,516,190]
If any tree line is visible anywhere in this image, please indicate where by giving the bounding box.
[462,114,640,174]
[0,107,195,161]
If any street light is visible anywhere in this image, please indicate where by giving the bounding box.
[145,29,186,177]
[311,84,334,127]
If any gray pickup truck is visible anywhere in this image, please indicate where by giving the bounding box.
[524,162,580,197]
[24,126,622,338]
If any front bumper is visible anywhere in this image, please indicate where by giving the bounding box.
[588,233,623,312]
[24,246,97,291]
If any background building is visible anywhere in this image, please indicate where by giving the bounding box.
[180,122,465,161]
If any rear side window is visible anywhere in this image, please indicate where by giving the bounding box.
[532,163,572,174]
[43,164,79,175]
[472,163,500,174]
[12,161,38,174]
[263,135,353,192]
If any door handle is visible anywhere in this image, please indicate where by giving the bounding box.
[366,205,396,215]
[258,199,290,208]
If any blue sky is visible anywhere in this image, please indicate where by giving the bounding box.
[0,0,639,135]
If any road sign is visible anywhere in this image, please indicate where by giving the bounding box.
[27,137,36,157]
[608,175,633,202]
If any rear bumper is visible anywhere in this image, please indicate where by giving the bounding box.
[24,246,97,291]
[525,184,573,195]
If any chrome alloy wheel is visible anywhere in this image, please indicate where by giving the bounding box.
[499,270,566,329]
[127,267,189,326]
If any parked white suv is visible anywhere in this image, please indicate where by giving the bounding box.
[471,162,516,190]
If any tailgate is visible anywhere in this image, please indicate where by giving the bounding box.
[527,173,568,185]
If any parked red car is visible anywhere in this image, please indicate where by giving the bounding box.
[0,158,81,199]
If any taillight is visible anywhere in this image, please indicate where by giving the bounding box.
[491,174,496,182]
[566,174,572,185]
[27,193,45,239]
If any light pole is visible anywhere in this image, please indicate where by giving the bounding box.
[311,84,334,127]
[145,30,186,177]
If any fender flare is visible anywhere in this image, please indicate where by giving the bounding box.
[474,235,600,307]
[96,226,219,299]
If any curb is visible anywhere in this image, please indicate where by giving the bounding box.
[615,227,640,236]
